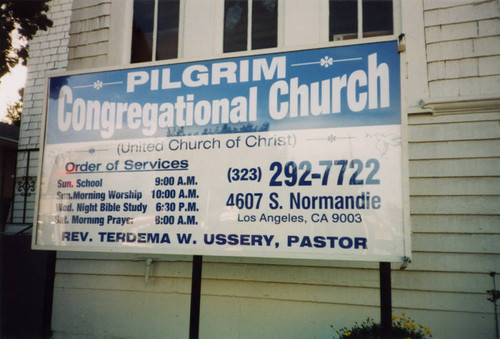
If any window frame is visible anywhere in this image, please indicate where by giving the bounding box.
[218,0,284,54]
[325,0,400,44]
[120,0,400,63]
[128,0,186,64]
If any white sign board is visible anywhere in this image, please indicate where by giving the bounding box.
[34,41,409,261]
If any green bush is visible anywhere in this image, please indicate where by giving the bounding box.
[333,314,432,339]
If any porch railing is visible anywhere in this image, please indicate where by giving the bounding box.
[1,148,39,233]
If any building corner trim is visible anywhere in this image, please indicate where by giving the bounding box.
[419,95,500,115]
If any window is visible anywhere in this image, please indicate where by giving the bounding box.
[223,0,278,53]
[131,0,180,63]
[329,0,393,41]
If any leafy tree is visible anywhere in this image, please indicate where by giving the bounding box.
[2,99,22,126]
[0,0,52,78]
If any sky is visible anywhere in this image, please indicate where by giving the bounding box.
[0,26,28,123]
[0,64,27,122]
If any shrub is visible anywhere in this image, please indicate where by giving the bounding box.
[333,314,432,339]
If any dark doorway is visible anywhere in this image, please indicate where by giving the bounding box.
[1,234,55,338]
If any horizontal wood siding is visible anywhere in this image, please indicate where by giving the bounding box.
[67,0,111,69]
[404,104,500,338]
[424,0,500,98]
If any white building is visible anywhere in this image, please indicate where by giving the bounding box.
[11,0,500,338]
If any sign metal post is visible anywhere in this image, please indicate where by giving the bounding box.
[189,255,203,339]
[380,262,392,337]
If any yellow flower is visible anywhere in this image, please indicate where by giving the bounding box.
[425,328,432,335]
[345,331,352,336]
